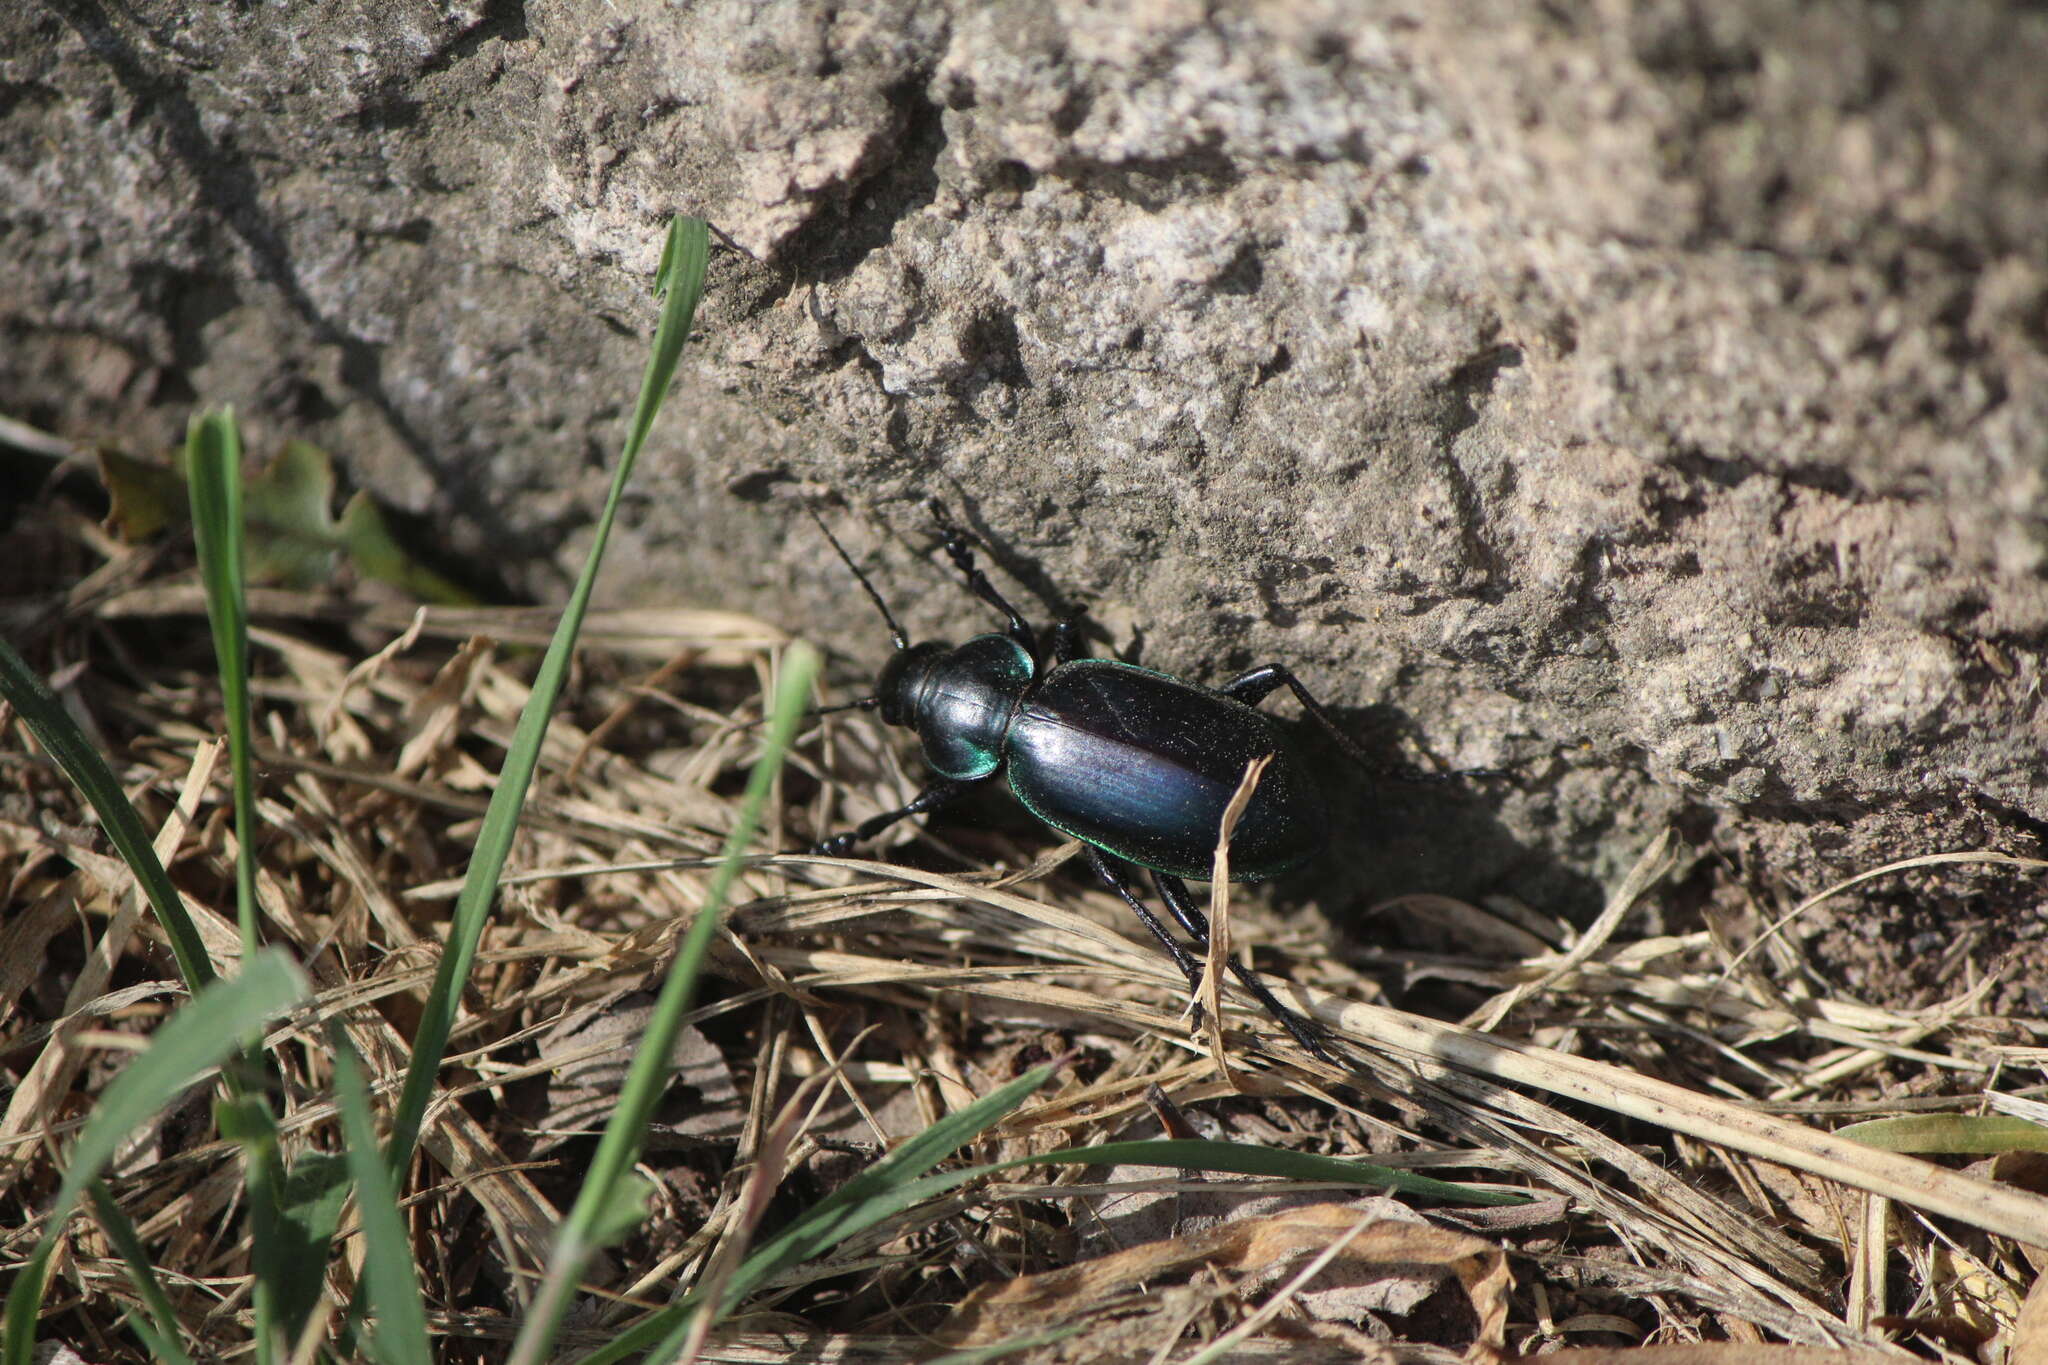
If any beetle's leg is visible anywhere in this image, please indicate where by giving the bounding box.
[1088,850,1339,1065]
[1084,847,1206,992]
[1151,871,1340,1065]
[1218,664,1504,783]
[927,500,1040,656]
[1216,665,1378,769]
[1047,615,1087,667]
[811,777,974,857]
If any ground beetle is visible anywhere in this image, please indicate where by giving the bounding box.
[808,500,1388,1064]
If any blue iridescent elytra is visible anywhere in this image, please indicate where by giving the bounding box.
[1001,659,1323,880]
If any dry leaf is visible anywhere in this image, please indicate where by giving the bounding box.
[2014,1271,2048,1365]
[534,994,741,1154]
[1531,1350,1906,1365]
[938,1202,1506,1349]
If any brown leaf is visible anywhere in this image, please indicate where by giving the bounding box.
[938,1202,1506,1349]
[2015,1271,2048,1365]
[1525,1349,1907,1365]
[534,994,740,1154]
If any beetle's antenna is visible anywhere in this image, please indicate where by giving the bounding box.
[810,696,881,717]
[805,502,909,651]
[733,695,879,734]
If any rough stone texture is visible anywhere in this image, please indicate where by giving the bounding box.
[6,1,2046,916]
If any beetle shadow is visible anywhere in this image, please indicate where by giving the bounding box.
[1046,621,1597,940]
[1258,702,1607,969]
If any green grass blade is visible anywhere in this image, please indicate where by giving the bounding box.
[185,405,295,1364]
[0,638,216,990]
[385,215,712,1174]
[579,647,817,1207]
[117,1313,189,1365]
[332,1030,432,1364]
[631,218,712,464]
[1838,1113,2048,1155]
[184,408,260,956]
[719,1060,1062,1312]
[924,1326,1087,1364]
[568,1061,1063,1365]
[184,1075,316,1361]
[265,1151,351,1347]
[713,1129,1528,1307]
[224,1096,286,1364]
[511,643,819,1365]
[1017,1139,1532,1205]
[0,950,308,1365]
[740,1130,1526,1289]
[86,1182,197,1365]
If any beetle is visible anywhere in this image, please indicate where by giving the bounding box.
[807,500,1387,1064]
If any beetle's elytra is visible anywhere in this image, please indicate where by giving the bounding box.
[1004,661,1328,881]
[810,500,1374,1064]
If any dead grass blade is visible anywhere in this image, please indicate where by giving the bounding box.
[1200,752,1271,1082]
[1298,983,2048,1244]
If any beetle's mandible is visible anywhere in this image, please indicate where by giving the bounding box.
[808,500,1380,1064]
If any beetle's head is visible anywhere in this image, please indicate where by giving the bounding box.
[877,641,949,729]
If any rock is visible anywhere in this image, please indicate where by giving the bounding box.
[5,0,2044,913]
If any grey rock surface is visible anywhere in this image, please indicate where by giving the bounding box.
[6,1,2045,917]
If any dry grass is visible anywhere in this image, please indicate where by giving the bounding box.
[5,500,2048,1364]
